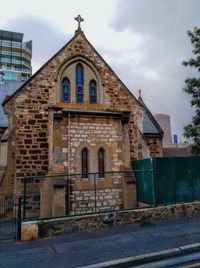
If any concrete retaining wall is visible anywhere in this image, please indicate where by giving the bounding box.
[21,201,200,241]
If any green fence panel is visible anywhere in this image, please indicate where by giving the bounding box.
[189,156,200,200]
[154,157,175,204]
[133,158,155,206]
[174,157,193,203]
[132,156,200,206]
[155,157,192,205]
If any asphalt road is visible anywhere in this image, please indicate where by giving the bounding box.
[1,217,200,267]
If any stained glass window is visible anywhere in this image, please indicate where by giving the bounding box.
[89,80,97,104]
[62,78,70,102]
[76,63,84,103]
[98,148,105,178]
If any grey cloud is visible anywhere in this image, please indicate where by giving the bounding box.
[5,16,70,69]
[110,0,200,139]
[113,0,200,39]
[3,7,200,140]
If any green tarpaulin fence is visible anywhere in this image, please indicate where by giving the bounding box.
[132,156,200,206]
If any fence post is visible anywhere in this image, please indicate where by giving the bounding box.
[17,196,22,241]
[67,175,71,215]
[23,174,27,219]
[94,173,97,213]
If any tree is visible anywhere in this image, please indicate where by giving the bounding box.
[183,27,200,155]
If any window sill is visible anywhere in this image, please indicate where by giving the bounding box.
[98,177,105,181]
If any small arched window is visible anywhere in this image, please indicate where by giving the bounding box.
[82,147,88,178]
[89,80,97,104]
[98,148,105,178]
[76,63,84,103]
[62,78,70,102]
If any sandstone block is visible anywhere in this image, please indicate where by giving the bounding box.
[21,222,38,241]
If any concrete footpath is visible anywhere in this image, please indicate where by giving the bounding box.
[1,217,200,268]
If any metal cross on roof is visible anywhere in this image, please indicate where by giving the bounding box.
[138,89,142,98]
[74,14,84,29]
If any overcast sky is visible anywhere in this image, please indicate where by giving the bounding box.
[0,0,199,141]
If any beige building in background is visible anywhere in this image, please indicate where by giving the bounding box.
[155,114,172,145]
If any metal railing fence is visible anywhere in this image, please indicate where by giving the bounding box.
[22,171,139,220]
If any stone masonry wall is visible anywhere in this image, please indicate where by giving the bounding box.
[14,90,49,201]
[71,189,122,215]
[0,129,16,207]
[146,137,163,157]
[21,201,200,240]
[53,115,125,214]
[70,117,123,173]
[2,30,162,207]
[53,116,124,173]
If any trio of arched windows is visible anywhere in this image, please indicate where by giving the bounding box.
[82,147,105,178]
[62,63,97,104]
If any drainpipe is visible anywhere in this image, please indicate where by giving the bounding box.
[67,112,71,174]
[67,112,71,214]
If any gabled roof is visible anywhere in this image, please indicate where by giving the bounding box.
[138,95,164,137]
[3,28,140,107]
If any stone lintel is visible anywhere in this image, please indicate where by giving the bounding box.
[49,106,131,121]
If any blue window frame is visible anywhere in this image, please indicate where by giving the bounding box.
[89,80,97,104]
[76,63,84,103]
[62,78,70,102]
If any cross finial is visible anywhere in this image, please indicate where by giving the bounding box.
[138,89,142,98]
[74,14,84,30]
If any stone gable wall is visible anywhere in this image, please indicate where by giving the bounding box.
[3,33,139,182]
[2,32,162,204]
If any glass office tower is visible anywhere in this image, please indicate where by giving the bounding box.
[0,30,32,81]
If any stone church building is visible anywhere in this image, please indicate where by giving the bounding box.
[0,18,163,216]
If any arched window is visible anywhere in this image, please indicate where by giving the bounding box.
[76,63,84,103]
[98,148,105,178]
[62,78,70,102]
[82,147,88,178]
[89,80,97,104]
